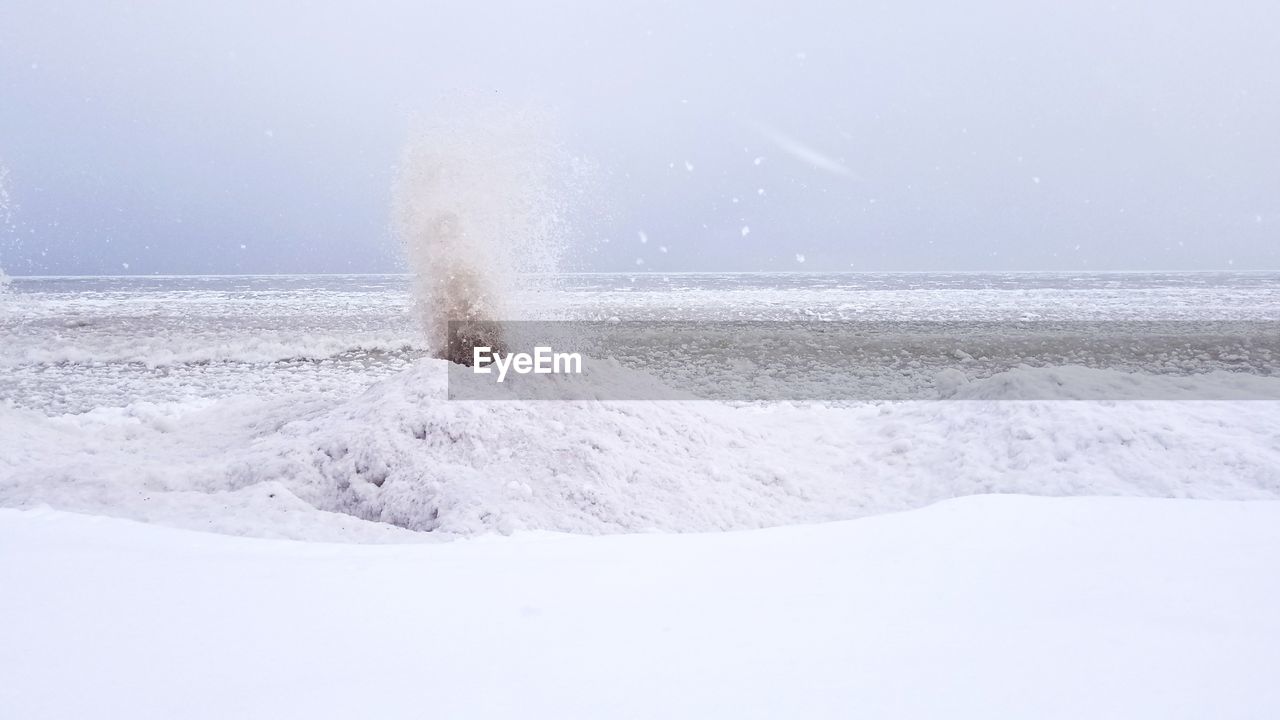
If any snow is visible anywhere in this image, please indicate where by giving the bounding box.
[3,278,1279,537]
[4,359,1278,540]
[2,496,1278,719]
[2,273,1278,716]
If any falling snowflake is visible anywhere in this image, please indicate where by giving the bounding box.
[794,254,805,264]
[635,258,645,266]
[741,226,750,237]
[658,246,668,254]
[637,231,648,244]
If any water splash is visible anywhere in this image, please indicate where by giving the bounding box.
[0,159,12,289]
[393,109,572,364]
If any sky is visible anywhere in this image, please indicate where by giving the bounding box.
[1,0,1278,275]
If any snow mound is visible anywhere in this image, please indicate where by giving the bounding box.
[4,360,1279,539]
[233,361,1280,536]
[238,360,820,535]
[0,395,427,542]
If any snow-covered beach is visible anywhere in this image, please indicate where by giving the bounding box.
[5,0,1280,711]
[4,272,1278,538]
[3,271,1279,716]
[3,497,1278,719]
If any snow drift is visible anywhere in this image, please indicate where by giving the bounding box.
[242,363,1280,535]
[5,495,1279,719]
[4,358,1280,539]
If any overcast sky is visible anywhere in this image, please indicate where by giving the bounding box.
[2,0,1278,275]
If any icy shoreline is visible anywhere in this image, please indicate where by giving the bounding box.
[4,272,1278,540]
[3,360,1278,540]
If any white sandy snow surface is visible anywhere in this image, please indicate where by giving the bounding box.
[2,496,1277,720]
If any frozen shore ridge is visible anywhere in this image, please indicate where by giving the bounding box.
[2,362,1278,540]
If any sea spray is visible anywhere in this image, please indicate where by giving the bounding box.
[0,159,12,289]
[393,110,573,365]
